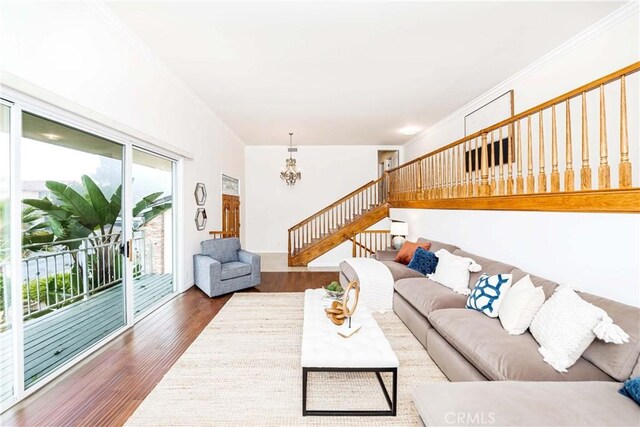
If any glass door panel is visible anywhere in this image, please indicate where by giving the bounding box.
[20,112,126,388]
[132,148,175,318]
[0,103,14,406]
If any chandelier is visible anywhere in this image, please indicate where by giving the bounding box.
[280,132,302,186]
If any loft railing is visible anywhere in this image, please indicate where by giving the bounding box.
[387,62,640,212]
[351,230,391,257]
[0,233,146,330]
[288,176,388,257]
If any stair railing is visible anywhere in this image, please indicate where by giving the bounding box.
[351,230,391,258]
[288,175,388,257]
[387,62,639,211]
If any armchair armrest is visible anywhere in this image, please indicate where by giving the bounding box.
[238,250,261,286]
[193,254,221,297]
[374,249,399,261]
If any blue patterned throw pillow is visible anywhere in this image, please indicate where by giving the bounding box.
[466,273,513,317]
[407,247,439,276]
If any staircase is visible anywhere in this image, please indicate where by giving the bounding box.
[288,176,389,266]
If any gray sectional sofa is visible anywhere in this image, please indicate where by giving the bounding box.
[340,237,640,426]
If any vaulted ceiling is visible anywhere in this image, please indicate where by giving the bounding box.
[106,1,623,145]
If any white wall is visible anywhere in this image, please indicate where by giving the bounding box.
[0,1,245,291]
[391,208,640,307]
[245,145,401,258]
[393,5,640,307]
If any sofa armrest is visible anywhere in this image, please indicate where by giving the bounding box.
[375,249,399,261]
[193,254,221,295]
[238,250,261,286]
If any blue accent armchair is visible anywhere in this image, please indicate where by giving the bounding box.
[193,237,261,297]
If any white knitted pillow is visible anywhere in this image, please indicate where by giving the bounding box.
[428,249,481,296]
[529,286,629,372]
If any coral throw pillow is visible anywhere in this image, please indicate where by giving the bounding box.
[395,241,431,265]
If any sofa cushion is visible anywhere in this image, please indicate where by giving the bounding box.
[451,249,520,289]
[394,278,468,318]
[427,308,613,381]
[580,292,640,381]
[220,261,251,280]
[380,260,424,281]
[413,381,640,427]
[417,238,460,254]
[201,237,240,264]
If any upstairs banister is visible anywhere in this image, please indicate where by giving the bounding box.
[387,62,640,213]
[388,62,640,175]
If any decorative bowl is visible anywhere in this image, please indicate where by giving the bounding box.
[323,287,344,299]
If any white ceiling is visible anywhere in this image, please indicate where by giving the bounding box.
[106,1,623,146]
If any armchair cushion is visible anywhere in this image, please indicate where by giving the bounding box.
[238,249,261,286]
[201,237,240,264]
[221,261,251,280]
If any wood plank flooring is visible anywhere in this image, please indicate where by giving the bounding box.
[1,271,338,427]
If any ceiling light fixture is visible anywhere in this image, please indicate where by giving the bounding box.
[399,126,422,136]
[280,132,301,186]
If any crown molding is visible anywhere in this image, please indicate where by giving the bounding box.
[87,0,246,147]
[404,0,638,152]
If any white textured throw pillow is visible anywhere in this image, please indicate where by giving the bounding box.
[529,286,629,372]
[499,275,545,335]
[428,249,482,296]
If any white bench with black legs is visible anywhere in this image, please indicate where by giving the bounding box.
[300,288,399,416]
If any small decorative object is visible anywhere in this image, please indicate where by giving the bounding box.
[194,182,207,206]
[325,280,360,326]
[195,208,207,230]
[280,132,302,186]
[323,281,344,299]
[390,221,409,250]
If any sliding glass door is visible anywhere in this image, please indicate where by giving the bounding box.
[20,112,127,389]
[0,93,181,409]
[131,148,175,318]
[0,103,14,407]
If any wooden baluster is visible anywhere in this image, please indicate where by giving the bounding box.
[488,131,495,195]
[620,75,631,188]
[598,84,610,189]
[428,156,433,199]
[507,123,514,194]
[439,152,444,199]
[565,99,575,191]
[474,137,480,196]
[444,150,449,198]
[449,149,454,198]
[479,133,490,196]
[538,110,547,193]
[526,115,535,193]
[580,92,592,190]
[516,120,524,194]
[466,139,473,197]
[551,105,560,192]
[498,127,504,195]
[459,144,465,197]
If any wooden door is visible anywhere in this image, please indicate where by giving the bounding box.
[222,194,240,238]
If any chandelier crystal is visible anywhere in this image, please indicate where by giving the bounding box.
[280,132,302,186]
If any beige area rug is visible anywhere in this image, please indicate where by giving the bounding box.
[126,293,448,426]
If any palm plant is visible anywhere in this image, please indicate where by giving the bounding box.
[22,175,170,249]
[21,175,171,296]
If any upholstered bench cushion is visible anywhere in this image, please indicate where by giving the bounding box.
[221,262,251,280]
[427,308,613,381]
[394,278,467,317]
[413,381,640,426]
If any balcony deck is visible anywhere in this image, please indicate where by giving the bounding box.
[0,273,173,403]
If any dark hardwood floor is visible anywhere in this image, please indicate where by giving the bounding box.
[1,271,338,427]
